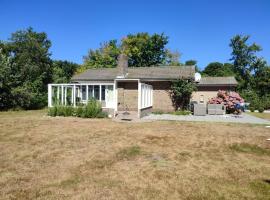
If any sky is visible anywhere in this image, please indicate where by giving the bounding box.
[0,0,269,69]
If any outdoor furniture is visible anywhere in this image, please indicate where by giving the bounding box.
[193,104,207,116]
[207,104,225,115]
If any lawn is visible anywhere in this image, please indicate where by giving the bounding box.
[0,110,270,200]
[248,112,270,121]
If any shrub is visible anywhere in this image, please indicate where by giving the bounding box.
[47,99,106,118]
[75,106,84,117]
[83,99,103,118]
[258,107,264,113]
[249,106,255,112]
[48,106,57,117]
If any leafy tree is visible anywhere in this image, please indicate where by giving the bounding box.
[0,49,14,109]
[122,33,169,67]
[52,60,80,83]
[82,33,170,69]
[185,60,200,72]
[164,49,181,66]
[202,62,235,77]
[170,79,197,110]
[229,35,262,89]
[0,27,53,109]
[254,65,270,97]
[83,40,120,68]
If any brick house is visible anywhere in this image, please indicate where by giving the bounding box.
[48,54,237,117]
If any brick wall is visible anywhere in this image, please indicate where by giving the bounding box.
[144,81,175,112]
[117,82,138,111]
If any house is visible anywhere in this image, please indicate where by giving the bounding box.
[47,54,237,118]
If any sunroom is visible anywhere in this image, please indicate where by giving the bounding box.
[47,83,115,108]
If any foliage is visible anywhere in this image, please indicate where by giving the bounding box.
[208,90,244,113]
[48,99,107,118]
[122,32,169,67]
[229,35,263,90]
[170,79,197,111]
[249,106,255,112]
[253,65,270,97]
[185,60,200,72]
[202,62,235,77]
[52,60,80,83]
[258,107,264,113]
[164,49,181,66]
[83,40,120,68]
[82,33,175,70]
[0,28,53,110]
[171,110,191,115]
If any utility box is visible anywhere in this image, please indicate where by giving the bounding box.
[193,104,207,116]
[208,104,225,115]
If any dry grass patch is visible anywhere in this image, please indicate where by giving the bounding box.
[0,110,270,199]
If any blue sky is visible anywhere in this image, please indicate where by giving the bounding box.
[1,0,269,69]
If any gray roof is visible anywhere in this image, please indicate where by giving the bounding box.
[197,77,238,86]
[71,66,195,81]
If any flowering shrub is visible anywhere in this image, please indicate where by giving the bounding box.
[208,90,244,113]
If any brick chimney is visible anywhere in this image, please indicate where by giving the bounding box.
[117,54,128,77]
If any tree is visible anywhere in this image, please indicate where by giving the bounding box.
[1,27,53,109]
[52,60,80,83]
[202,62,235,77]
[229,35,262,89]
[0,49,14,109]
[185,60,200,72]
[254,65,270,97]
[83,40,120,68]
[82,33,171,69]
[122,33,169,67]
[164,49,181,66]
[170,79,197,110]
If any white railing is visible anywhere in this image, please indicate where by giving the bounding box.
[139,83,153,109]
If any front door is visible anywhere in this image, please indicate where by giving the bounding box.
[105,85,114,108]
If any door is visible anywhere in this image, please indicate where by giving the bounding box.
[105,85,114,108]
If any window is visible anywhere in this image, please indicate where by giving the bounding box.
[94,85,100,100]
[81,85,86,100]
[88,85,93,99]
[101,85,105,101]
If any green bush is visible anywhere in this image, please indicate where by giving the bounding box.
[47,99,106,118]
[258,107,264,113]
[249,106,255,112]
[83,99,103,118]
[48,106,57,117]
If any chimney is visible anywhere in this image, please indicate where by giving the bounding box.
[117,54,128,77]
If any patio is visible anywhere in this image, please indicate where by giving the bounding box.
[142,113,270,124]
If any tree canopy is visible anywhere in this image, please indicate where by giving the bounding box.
[82,32,180,69]
[202,62,235,77]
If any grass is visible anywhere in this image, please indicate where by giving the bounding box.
[0,110,270,199]
[248,112,270,121]
[230,143,270,156]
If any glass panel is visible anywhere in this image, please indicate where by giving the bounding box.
[88,85,93,99]
[101,85,105,101]
[82,85,86,100]
[94,85,100,100]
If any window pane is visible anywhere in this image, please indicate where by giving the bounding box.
[101,85,105,101]
[88,85,93,99]
[94,85,100,100]
[82,85,86,100]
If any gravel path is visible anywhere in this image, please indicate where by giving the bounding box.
[143,113,270,124]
